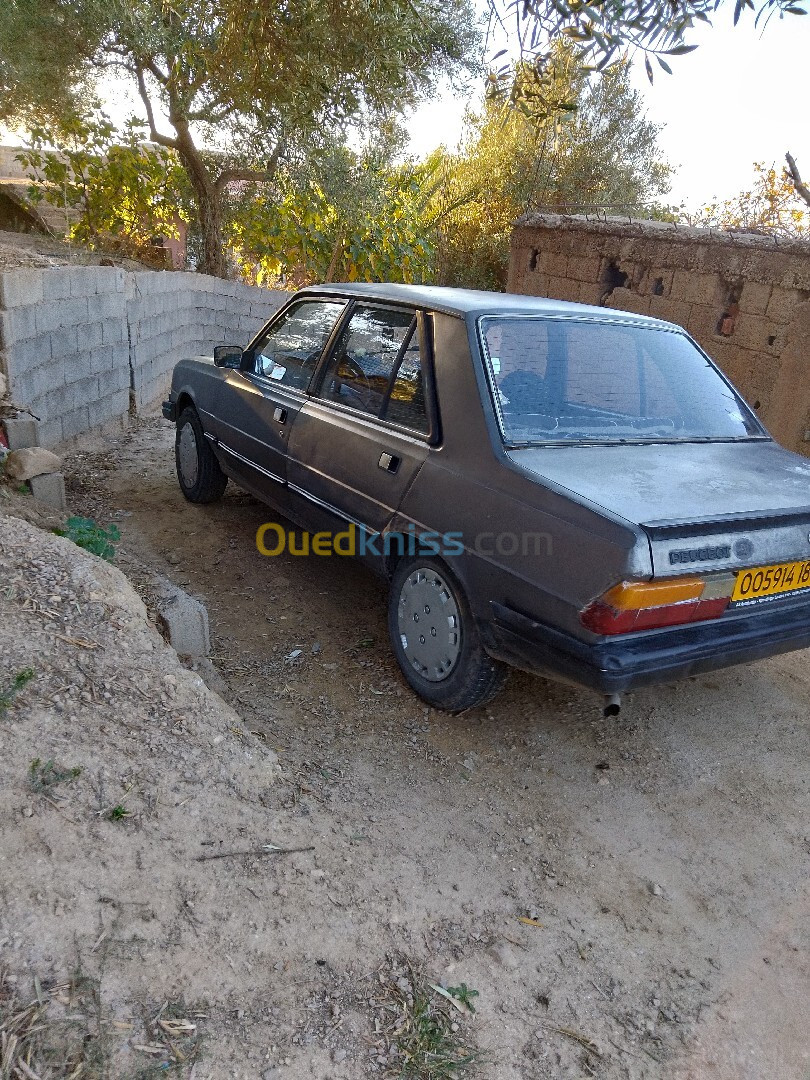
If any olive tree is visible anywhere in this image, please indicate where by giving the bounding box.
[0,0,478,276]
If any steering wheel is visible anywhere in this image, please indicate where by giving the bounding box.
[337,355,373,407]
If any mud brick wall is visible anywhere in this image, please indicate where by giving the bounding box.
[0,267,285,447]
[509,214,810,454]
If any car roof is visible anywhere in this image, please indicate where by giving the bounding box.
[295,282,678,330]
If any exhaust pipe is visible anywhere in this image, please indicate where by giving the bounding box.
[603,693,621,718]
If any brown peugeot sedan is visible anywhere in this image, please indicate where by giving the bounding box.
[163,284,810,714]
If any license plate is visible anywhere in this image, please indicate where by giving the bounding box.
[731,560,810,604]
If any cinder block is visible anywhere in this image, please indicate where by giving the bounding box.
[0,269,44,309]
[37,418,63,448]
[50,326,79,361]
[41,269,73,302]
[88,292,124,320]
[1,335,51,380]
[98,364,130,397]
[3,416,40,449]
[0,307,38,345]
[60,405,91,440]
[29,471,66,510]
[35,296,89,334]
[156,580,210,657]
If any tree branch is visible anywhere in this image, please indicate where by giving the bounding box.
[214,140,284,193]
[135,66,178,149]
[785,152,810,208]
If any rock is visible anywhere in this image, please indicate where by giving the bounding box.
[332,1048,347,1063]
[21,806,34,818]
[649,882,663,897]
[5,447,62,481]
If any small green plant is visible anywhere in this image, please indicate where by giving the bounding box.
[0,667,35,713]
[394,988,477,1079]
[29,758,82,791]
[15,482,30,495]
[54,516,120,560]
[446,984,479,1014]
[108,804,130,822]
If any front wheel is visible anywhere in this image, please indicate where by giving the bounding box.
[388,558,507,713]
[175,406,228,503]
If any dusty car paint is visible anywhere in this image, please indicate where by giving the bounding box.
[164,283,810,704]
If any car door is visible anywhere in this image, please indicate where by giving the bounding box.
[213,298,347,495]
[286,303,436,560]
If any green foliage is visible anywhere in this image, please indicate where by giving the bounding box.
[54,516,120,561]
[395,989,477,1078]
[107,804,130,822]
[29,758,82,792]
[0,0,478,276]
[18,115,190,258]
[0,667,35,714]
[446,984,480,1013]
[230,136,439,286]
[687,162,810,237]
[491,0,805,92]
[431,43,672,289]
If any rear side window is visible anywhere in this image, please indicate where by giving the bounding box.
[253,299,345,390]
[318,304,429,435]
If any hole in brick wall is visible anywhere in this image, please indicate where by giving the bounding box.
[529,249,539,271]
[602,260,628,294]
[652,277,665,296]
[717,279,743,336]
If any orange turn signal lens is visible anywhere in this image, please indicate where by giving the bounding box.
[580,574,735,635]
[601,577,705,611]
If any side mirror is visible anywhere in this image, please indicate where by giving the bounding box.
[214,345,243,368]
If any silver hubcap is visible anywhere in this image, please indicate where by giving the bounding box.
[178,422,199,488]
[397,567,462,682]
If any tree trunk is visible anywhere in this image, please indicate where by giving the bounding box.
[174,120,229,278]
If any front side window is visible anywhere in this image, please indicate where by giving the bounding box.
[479,316,766,445]
[253,300,345,390]
[319,305,429,434]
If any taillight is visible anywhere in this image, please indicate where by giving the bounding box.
[580,574,735,635]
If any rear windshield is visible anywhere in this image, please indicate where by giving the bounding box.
[478,316,765,445]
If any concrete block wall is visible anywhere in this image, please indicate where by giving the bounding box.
[509,215,810,454]
[0,267,286,446]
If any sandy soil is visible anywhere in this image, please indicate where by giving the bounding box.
[4,415,808,1079]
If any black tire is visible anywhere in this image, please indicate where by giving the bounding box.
[175,406,228,504]
[388,557,507,713]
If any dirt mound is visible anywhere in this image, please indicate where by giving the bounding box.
[0,511,281,1077]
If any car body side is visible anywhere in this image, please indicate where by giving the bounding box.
[165,285,810,696]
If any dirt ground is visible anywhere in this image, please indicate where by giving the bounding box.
[8,415,809,1079]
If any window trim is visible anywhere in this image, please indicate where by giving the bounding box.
[244,296,349,395]
[309,301,440,443]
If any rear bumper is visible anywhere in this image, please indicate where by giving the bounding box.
[486,599,810,693]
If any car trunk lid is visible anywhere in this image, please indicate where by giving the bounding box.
[507,440,810,578]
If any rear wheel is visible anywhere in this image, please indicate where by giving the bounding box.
[175,406,228,503]
[388,557,507,712]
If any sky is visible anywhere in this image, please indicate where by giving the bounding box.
[405,9,810,210]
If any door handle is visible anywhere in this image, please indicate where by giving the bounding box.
[378,452,400,473]
[273,407,288,424]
